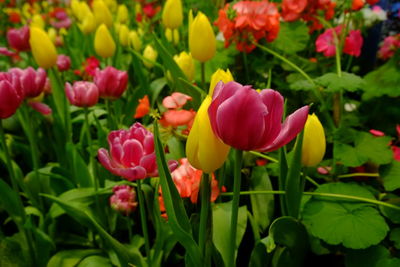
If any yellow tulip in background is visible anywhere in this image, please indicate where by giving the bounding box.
[301,114,326,167]
[30,14,45,29]
[92,0,113,28]
[189,12,216,62]
[94,24,115,58]
[209,69,233,96]
[174,52,195,81]
[162,0,183,29]
[165,28,180,45]
[118,24,130,47]
[71,0,91,22]
[79,12,96,34]
[116,4,129,24]
[29,27,57,69]
[143,45,158,68]
[186,69,233,173]
[129,30,142,52]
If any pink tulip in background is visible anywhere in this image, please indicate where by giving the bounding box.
[110,185,138,215]
[0,73,23,119]
[94,66,128,100]
[98,123,178,181]
[7,26,30,52]
[65,81,99,107]
[57,55,71,71]
[208,81,309,151]
[9,67,47,98]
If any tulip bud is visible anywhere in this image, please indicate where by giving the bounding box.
[79,12,96,34]
[65,81,99,107]
[142,45,158,68]
[9,67,47,98]
[94,66,128,100]
[47,28,57,44]
[189,12,216,62]
[174,52,195,81]
[301,114,326,167]
[71,1,91,22]
[56,54,71,71]
[29,27,57,69]
[129,30,142,51]
[162,0,183,29]
[94,24,115,58]
[92,0,113,28]
[116,4,129,24]
[209,69,233,96]
[165,28,179,45]
[7,26,30,52]
[0,74,23,119]
[110,185,138,215]
[30,14,45,29]
[119,24,130,47]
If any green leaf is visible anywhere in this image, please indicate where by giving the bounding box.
[149,78,167,107]
[380,195,400,223]
[390,228,400,250]
[302,183,389,249]
[315,72,365,92]
[334,143,367,167]
[249,236,271,267]
[250,166,274,232]
[272,22,310,54]
[380,161,400,191]
[47,249,102,267]
[0,180,25,224]
[77,255,112,267]
[66,143,93,187]
[289,79,316,92]
[345,245,390,267]
[212,202,247,267]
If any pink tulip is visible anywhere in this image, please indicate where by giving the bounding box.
[110,185,138,215]
[98,123,178,181]
[65,81,99,107]
[9,67,47,98]
[0,73,23,119]
[57,54,71,71]
[343,30,363,57]
[208,81,309,151]
[94,66,128,100]
[7,26,30,52]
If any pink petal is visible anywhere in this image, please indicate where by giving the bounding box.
[121,139,143,167]
[28,101,52,115]
[259,89,284,147]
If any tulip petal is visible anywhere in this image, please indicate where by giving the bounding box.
[121,139,143,167]
[259,89,284,147]
[28,101,52,115]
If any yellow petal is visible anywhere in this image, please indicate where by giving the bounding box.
[29,27,57,69]
[94,24,115,58]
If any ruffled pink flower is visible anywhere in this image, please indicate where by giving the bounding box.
[208,81,309,151]
[0,72,23,119]
[110,185,138,215]
[65,81,99,108]
[162,92,192,109]
[98,123,178,181]
[7,26,30,52]
[57,55,71,72]
[94,66,128,100]
[343,30,363,57]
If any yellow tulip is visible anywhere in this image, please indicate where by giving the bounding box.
[104,0,118,12]
[116,4,129,24]
[174,52,195,81]
[47,28,57,44]
[30,14,45,29]
[92,0,113,28]
[165,28,179,45]
[129,30,142,52]
[79,12,97,34]
[119,24,130,47]
[301,114,326,167]
[29,27,57,69]
[142,45,158,68]
[186,69,234,173]
[94,24,115,58]
[71,1,91,22]
[189,12,216,62]
[209,69,233,96]
[162,0,183,29]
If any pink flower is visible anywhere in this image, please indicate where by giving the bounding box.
[369,129,385,137]
[378,34,400,60]
[65,81,99,107]
[162,92,192,109]
[28,101,52,115]
[7,26,30,52]
[343,30,363,57]
[0,73,23,119]
[0,47,17,57]
[57,55,71,72]
[315,27,340,57]
[94,66,128,100]
[110,185,138,215]
[98,123,178,181]
[9,67,47,98]
[160,92,196,131]
[208,81,309,151]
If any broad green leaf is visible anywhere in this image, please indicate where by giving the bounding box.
[380,161,400,191]
[0,180,25,224]
[77,255,112,267]
[272,22,310,54]
[66,143,93,187]
[249,236,271,267]
[345,245,390,267]
[47,249,102,267]
[315,72,365,92]
[212,202,247,267]
[302,183,389,249]
[0,233,28,267]
[334,143,367,167]
[250,166,274,232]
[149,78,167,107]
[289,79,316,92]
[380,195,400,223]
[389,228,400,249]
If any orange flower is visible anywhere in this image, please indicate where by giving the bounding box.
[134,95,150,119]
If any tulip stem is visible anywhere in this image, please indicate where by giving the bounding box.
[201,62,206,91]
[136,179,151,262]
[198,172,211,259]
[228,149,243,267]
[105,100,117,129]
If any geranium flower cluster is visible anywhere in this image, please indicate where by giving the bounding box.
[316,26,363,57]
[215,0,280,53]
[378,34,400,60]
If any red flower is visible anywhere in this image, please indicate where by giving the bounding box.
[282,0,308,22]
[134,95,150,119]
[343,30,363,57]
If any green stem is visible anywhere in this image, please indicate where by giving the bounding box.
[337,173,379,178]
[242,51,249,82]
[221,190,400,211]
[227,149,243,267]
[267,68,272,88]
[105,100,116,130]
[201,62,206,92]
[136,180,151,263]
[198,173,211,257]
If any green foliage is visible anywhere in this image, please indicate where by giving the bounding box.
[345,245,400,267]
[315,72,366,93]
[272,22,310,54]
[47,250,102,267]
[302,183,389,249]
[389,228,400,250]
[380,161,400,191]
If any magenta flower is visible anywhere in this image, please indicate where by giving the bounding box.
[57,55,71,71]
[315,27,339,57]
[7,26,30,52]
[110,185,138,215]
[208,81,309,151]
[98,123,178,181]
[9,67,47,98]
[65,81,99,108]
[0,73,23,119]
[94,66,128,100]
[343,30,363,57]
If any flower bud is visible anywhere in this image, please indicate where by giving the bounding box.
[143,45,158,68]
[79,12,97,34]
[94,66,128,100]
[9,67,47,98]
[129,30,142,51]
[110,185,138,215]
[94,24,115,58]
[116,4,129,24]
[119,24,130,47]
[162,0,183,29]
[209,69,233,96]
[71,0,91,22]
[7,26,30,52]
[65,81,99,107]
[301,114,326,167]
[0,74,23,119]
[56,55,71,71]
[165,28,179,45]
[30,14,45,29]
[174,52,195,81]
[189,12,216,62]
[29,27,57,69]
[92,0,113,28]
